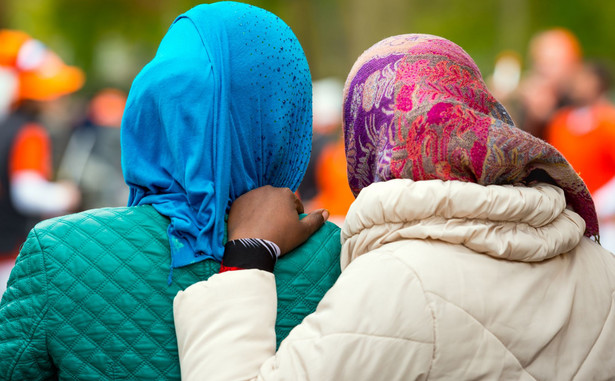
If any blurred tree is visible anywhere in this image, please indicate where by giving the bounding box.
[0,0,7,28]
[338,0,411,76]
[527,0,615,65]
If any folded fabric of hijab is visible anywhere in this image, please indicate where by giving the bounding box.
[343,34,598,237]
[121,2,313,271]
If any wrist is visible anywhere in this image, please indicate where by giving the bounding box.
[219,238,280,273]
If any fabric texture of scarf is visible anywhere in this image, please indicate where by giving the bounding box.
[343,34,598,237]
[121,2,312,269]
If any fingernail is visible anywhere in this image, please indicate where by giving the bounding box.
[322,209,330,221]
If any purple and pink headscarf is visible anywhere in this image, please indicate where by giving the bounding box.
[343,34,598,237]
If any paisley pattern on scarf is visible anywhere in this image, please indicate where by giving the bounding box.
[343,34,598,237]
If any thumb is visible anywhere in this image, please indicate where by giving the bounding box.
[298,209,329,240]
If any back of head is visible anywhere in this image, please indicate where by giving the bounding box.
[342,34,598,237]
[121,2,312,267]
[529,28,582,83]
[88,88,127,128]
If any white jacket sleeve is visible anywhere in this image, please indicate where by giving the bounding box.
[174,253,434,381]
[174,270,277,381]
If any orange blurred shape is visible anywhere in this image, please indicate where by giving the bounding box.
[0,29,85,102]
[529,28,582,85]
[89,89,127,128]
[312,139,355,217]
[530,28,582,64]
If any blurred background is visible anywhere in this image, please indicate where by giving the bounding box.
[2,0,615,92]
[1,0,615,290]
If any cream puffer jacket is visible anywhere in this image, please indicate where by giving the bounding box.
[174,179,615,380]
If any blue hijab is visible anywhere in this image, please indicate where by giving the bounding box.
[121,2,312,269]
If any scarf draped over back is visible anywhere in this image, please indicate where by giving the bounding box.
[121,2,312,268]
[343,34,598,237]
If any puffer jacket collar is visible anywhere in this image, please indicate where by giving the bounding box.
[341,179,586,270]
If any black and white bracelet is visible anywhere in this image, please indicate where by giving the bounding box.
[221,238,281,273]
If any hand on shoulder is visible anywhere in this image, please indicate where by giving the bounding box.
[228,186,329,255]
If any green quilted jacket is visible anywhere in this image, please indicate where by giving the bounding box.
[0,205,341,380]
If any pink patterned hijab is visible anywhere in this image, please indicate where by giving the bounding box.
[343,34,598,237]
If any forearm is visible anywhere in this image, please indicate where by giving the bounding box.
[174,269,277,381]
[173,186,330,380]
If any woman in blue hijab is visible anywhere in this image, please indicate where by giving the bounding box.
[123,1,315,270]
[0,3,341,380]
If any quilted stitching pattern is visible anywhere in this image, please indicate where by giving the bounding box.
[0,229,55,380]
[274,224,341,347]
[0,205,341,380]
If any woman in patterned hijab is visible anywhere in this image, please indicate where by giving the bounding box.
[343,33,598,237]
[173,34,615,380]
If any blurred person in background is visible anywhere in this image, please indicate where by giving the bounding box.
[309,137,355,225]
[510,28,582,140]
[58,88,129,209]
[487,50,522,103]
[174,34,615,380]
[298,78,344,204]
[0,29,82,294]
[546,61,615,253]
[300,77,354,224]
[0,3,341,380]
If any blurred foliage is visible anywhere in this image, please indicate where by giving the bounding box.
[3,0,615,94]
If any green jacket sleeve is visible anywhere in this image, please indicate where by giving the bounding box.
[0,228,55,380]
